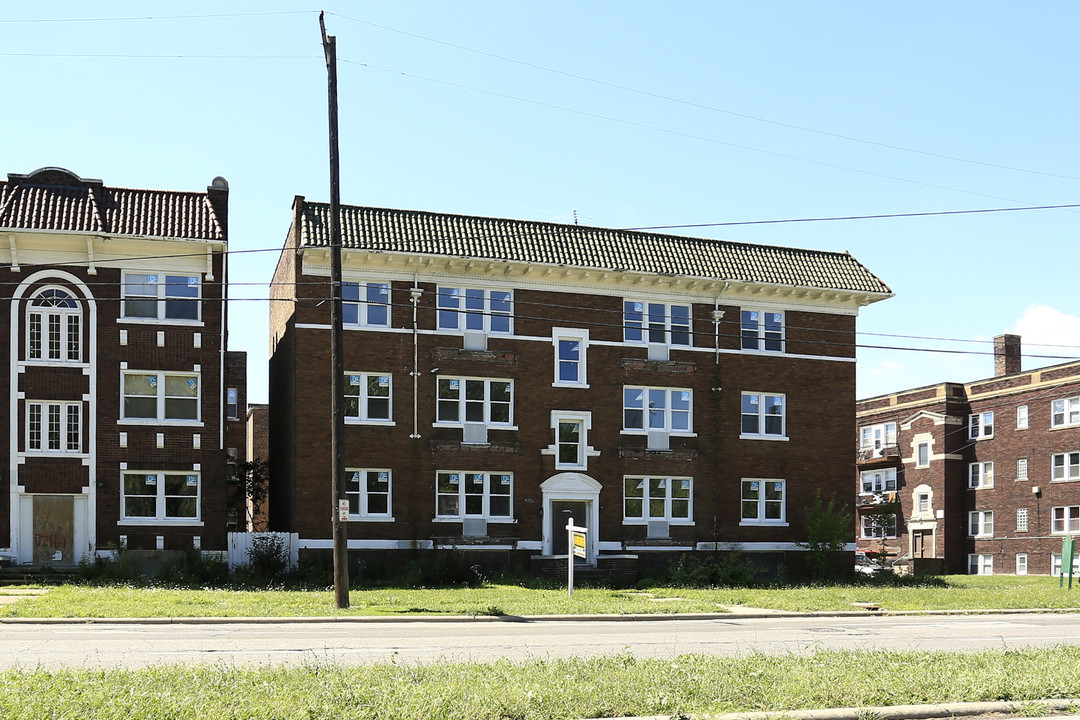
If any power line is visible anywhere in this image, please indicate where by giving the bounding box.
[0,10,316,23]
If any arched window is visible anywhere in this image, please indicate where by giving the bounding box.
[28,287,82,362]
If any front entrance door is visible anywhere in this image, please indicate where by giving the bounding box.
[551,501,589,562]
[32,495,75,566]
[912,529,933,558]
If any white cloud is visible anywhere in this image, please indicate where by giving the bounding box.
[1010,305,1080,361]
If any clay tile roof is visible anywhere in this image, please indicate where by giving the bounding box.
[299,202,891,295]
[0,167,224,241]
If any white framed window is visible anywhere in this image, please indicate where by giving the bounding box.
[623,301,692,346]
[543,411,598,471]
[860,468,897,494]
[1016,553,1028,575]
[1052,397,1080,428]
[969,553,993,575]
[1052,505,1080,534]
[26,401,81,453]
[969,411,994,440]
[740,309,784,352]
[27,287,81,363]
[226,387,239,420]
[121,471,200,521]
[435,471,512,519]
[916,441,930,468]
[860,513,897,539]
[740,478,786,524]
[436,377,513,427]
[343,281,390,327]
[122,272,200,321]
[1017,457,1029,481]
[969,461,994,489]
[1052,452,1080,482]
[436,287,512,334]
[741,392,785,439]
[344,372,392,423]
[969,510,993,537]
[915,492,931,514]
[1016,405,1028,430]
[121,371,200,422]
[859,422,897,454]
[623,386,692,433]
[345,468,392,519]
[1016,507,1029,533]
[623,476,692,523]
[1051,552,1080,576]
[552,328,588,387]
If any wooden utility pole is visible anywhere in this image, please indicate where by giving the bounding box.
[320,11,349,609]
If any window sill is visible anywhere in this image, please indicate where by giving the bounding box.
[118,420,204,427]
[433,517,517,524]
[432,423,519,431]
[622,520,694,526]
[739,434,789,442]
[739,521,789,527]
[1051,424,1080,431]
[118,318,205,328]
[21,360,90,368]
[117,519,204,527]
[552,382,590,389]
[348,516,395,523]
[22,452,89,459]
[345,419,396,427]
[620,430,697,438]
[344,323,392,331]
[739,347,786,354]
[1050,478,1080,483]
[967,485,994,490]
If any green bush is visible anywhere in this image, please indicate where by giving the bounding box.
[665,553,761,588]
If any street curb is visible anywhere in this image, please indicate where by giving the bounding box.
[0,606,1078,625]
[599,699,1080,720]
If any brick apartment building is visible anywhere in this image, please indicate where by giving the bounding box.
[856,335,1080,575]
[0,167,245,565]
[268,199,891,576]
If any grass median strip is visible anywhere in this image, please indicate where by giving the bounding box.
[2,646,1080,719]
[1,576,1079,618]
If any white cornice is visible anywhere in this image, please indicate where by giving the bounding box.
[298,249,890,315]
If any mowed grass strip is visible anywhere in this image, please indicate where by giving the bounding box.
[2,647,1080,720]
[2,575,1080,618]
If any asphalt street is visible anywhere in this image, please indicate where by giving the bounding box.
[3,611,1079,669]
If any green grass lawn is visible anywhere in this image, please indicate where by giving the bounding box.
[1,575,1079,618]
[2,647,1079,719]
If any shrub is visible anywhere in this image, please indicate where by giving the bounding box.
[666,553,760,588]
[242,534,290,585]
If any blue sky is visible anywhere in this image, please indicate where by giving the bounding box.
[5,2,1080,402]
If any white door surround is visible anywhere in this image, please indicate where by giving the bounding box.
[540,472,601,561]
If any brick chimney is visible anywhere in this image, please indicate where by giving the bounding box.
[994,334,1021,377]
[206,176,229,240]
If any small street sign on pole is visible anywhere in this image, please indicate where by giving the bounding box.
[566,519,587,597]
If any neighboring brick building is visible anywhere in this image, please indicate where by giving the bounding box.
[0,167,243,565]
[856,335,1080,575]
[269,199,891,576]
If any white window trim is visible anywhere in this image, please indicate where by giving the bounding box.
[120,271,203,325]
[915,441,930,468]
[1017,457,1029,481]
[1052,451,1080,483]
[343,280,391,328]
[859,422,897,453]
[542,410,600,471]
[740,308,785,353]
[1052,396,1080,429]
[739,478,788,526]
[119,370,202,425]
[346,468,393,520]
[226,387,240,420]
[740,391,787,441]
[344,372,394,425]
[1016,405,1029,430]
[436,286,513,335]
[969,510,994,537]
[26,286,83,364]
[434,376,515,429]
[1051,505,1080,535]
[1051,552,1080,576]
[860,468,898,495]
[969,411,994,440]
[622,475,694,524]
[551,327,589,388]
[622,386,694,436]
[968,553,994,575]
[434,471,514,521]
[25,400,82,454]
[1016,553,1028,575]
[968,461,994,489]
[120,469,201,523]
[860,513,898,539]
[622,300,693,347]
[1016,507,1029,533]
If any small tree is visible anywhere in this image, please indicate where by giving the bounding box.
[228,458,270,531]
[798,491,853,580]
[862,499,899,571]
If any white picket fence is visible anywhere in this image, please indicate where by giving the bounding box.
[227,532,299,572]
